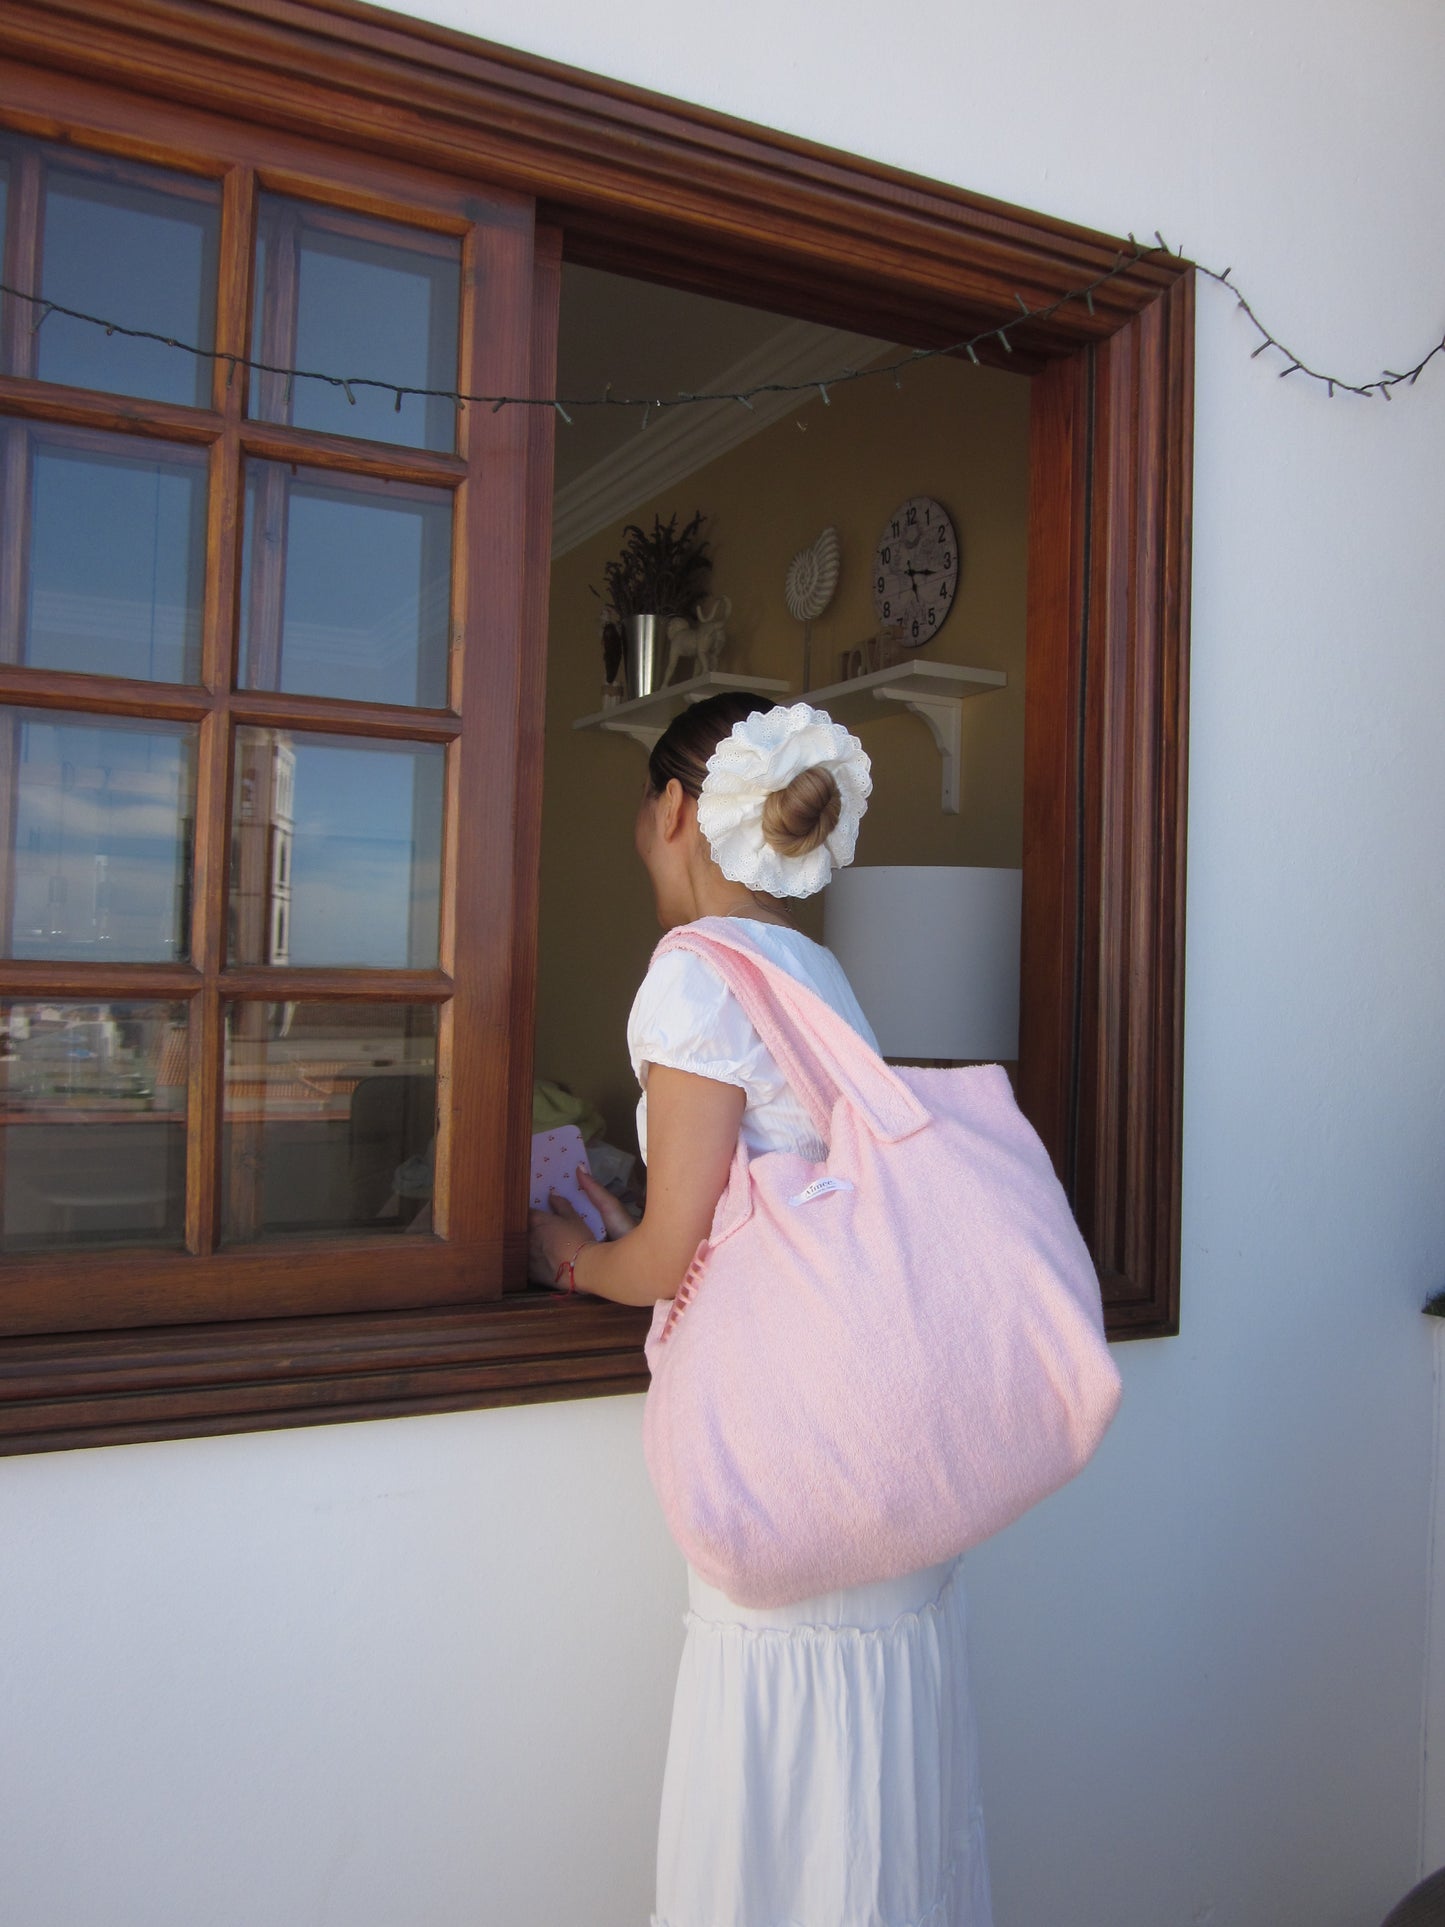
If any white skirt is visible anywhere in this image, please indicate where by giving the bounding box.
[653,1555,994,1927]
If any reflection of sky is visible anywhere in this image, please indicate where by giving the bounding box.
[286,741,443,969]
[242,477,450,707]
[38,169,218,410]
[8,720,442,970]
[256,209,459,451]
[28,443,205,684]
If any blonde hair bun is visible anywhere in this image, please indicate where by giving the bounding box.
[761,766,842,858]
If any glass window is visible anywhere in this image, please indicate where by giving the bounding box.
[230,729,444,969]
[0,999,188,1253]
[239,463,452,707]
[250,195,460,451]
[2,712,196,962]
[36,152,220,409]
[7,423,207,682]
[221,1001,437,1242]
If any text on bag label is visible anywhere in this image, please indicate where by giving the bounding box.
[787,1177,855,1208]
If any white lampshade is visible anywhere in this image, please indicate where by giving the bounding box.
[824,865,1023,1061]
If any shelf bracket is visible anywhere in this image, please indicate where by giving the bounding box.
[874,689,962,813]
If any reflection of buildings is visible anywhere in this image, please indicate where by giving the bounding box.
[2,1005,118,1094]
[269,737,294,966]
[0,1002,188,1253]
[0,1004,185,1108]
[232,731,295,965]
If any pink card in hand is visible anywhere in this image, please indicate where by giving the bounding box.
[529,1125,606,1240]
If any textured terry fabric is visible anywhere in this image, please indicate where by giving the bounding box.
[642,922,1123,1609]
[635,921,991,1925]
[653,1556,994,1927]
[627,919,878,1166]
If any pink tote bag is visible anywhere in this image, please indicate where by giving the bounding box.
[641,920,1123,1608]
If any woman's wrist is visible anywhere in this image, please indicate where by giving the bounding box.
[554,1235,596,1294]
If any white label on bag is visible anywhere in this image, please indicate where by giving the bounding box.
[788,1177,855,1208]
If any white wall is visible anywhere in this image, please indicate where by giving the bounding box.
[3,3,1443,1923]
[0,1400,685,1927]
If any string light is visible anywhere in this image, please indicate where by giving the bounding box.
[1151,231,1445,401]
[0,232,1440,415]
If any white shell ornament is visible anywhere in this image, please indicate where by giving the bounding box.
[784,526,841,622]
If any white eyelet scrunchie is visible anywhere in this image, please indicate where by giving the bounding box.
[696,703,872,899]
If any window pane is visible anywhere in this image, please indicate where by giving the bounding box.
[0,1000,187,1253]
[240,464,452,707]
[7,424,207,682]
[222,1001,437,1242]
[230,730,443,969]
[2,712,195,962]
[250,196,460,451]
[37,152,220,409]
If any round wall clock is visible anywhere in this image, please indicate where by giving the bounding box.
[871,496,960,646]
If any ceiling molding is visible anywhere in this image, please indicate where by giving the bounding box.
[551,319,888,558]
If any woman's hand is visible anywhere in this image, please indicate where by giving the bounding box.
[528,1190,595,1289]
[527,1166,633,1288]
[529,1072,742,1306]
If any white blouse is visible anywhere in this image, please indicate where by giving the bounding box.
[626,917,879,1166]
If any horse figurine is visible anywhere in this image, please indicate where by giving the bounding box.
[664,596,732,685]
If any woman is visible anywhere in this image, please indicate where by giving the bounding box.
[529,693,994,1927]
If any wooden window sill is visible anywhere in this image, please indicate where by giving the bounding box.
[0,1293,653,1455]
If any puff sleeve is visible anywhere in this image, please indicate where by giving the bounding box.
[626,948,785,1162]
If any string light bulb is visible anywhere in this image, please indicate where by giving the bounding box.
[1,234,1439,414]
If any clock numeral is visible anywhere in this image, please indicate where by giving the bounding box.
[927,607,936,627]
[942,552,952,569]
[939,581,949,600]
[882,601,891,619]
[924,506,932,525]
[906,506,917,525]
[911,619,920,639]
[890,521,899,538]
[876,575,885,594]
[881,546,891,564]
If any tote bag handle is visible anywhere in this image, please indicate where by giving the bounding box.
[654,922,931,1145]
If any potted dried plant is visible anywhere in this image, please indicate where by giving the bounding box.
[593,510,712,698]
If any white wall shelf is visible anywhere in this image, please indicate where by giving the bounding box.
[572,670,791,751]
[801,660,1007,813]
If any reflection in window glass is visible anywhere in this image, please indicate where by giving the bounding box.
[230,730,443,969]
[240,464,452,707]
[37,155,220,409]
[251,195,460,451]
[2,712,195,962]
[222,1001,437,1243]
[14,427,207,682]
[0,999,187,1253]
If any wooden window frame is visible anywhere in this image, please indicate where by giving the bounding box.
[0,0,1191,1455]
[0,96,545,1319]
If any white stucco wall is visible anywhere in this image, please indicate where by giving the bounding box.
[2,3,1442,1924]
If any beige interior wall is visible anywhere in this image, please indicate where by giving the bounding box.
[533,351,1031,1150]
